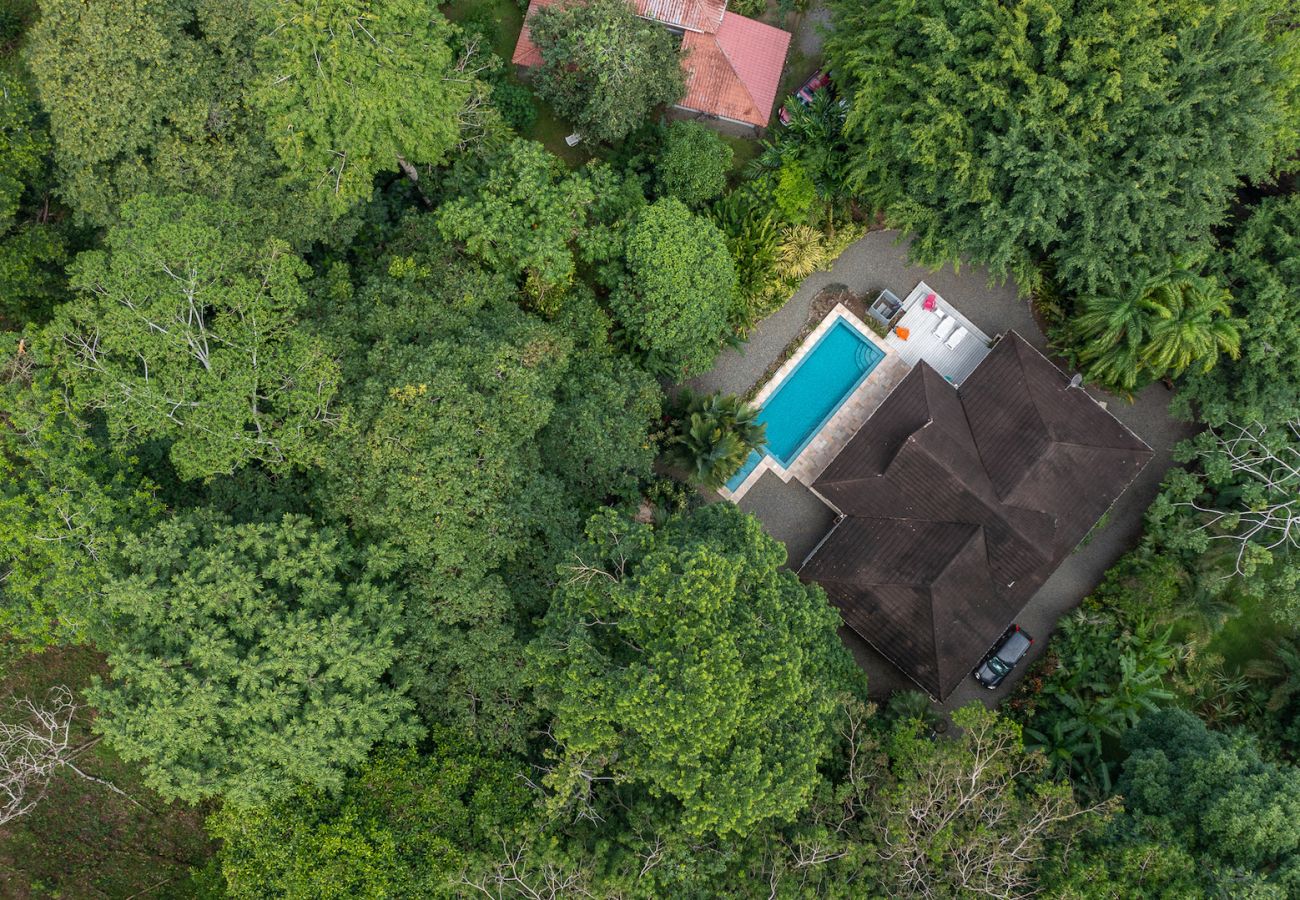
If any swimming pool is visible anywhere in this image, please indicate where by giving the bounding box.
[726,318,885,492]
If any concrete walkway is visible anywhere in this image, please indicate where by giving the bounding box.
[693,229,1198,707]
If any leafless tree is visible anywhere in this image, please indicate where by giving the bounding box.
[451,837,596,900]
[874,707,1113,900]
[0,686,135,826]
[1176,420,1300,576]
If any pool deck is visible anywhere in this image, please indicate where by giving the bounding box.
[884,281,993,384]
[720,304,909,501]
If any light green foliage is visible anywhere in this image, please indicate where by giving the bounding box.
[876,704,1110,897]
[89,512,417,804]
[435,138,596,291]
[0,337,157,647]
[211,736,531,899]
[530,0,685,144]
[613,198,736,376]
[251,0,473,217]
[49,193,340,480]
[655,121,732,206]
[662,388,765,489]
[1061,256,1242,393]
[532,504,852,837]
[24,0,319,241]
[1120,709,1300,878]
[26,0,191,224]
[826,0,1300,295]
[772,158,816,223]
[1178,195,1300,428]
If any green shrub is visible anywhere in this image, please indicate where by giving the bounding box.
[656,121,732,205]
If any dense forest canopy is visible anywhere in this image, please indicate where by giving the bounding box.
[0,0,1297,895]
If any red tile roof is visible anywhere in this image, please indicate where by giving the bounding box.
[512,0,790,128]
[679,12,790,126]
[511,0,560,67]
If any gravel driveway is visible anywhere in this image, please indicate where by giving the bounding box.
[692,229,1198,707]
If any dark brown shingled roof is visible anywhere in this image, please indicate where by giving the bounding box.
[801,332,1152,698]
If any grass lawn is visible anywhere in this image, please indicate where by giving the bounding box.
[723,134,764,185]
[440,0,523,60]
[0,645,215,898]
[1205,585,1293,671]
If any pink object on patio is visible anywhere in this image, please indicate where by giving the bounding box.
[922,292,937,311]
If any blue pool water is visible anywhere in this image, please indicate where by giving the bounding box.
[726,319,884,492]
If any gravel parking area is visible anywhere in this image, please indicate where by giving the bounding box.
[696,230,1198,706]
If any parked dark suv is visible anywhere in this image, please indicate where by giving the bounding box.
[973,625,1033,689]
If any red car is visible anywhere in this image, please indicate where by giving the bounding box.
[779,70,833,125]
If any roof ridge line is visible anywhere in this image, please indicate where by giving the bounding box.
[1007,332,1154,454]
[930,525,987,694]
[707,21,760,117]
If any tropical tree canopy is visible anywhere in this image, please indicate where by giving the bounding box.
[826,0,1300,294]
[89,512,417,804]
[47,193,340,479]
[1062,256,1242,392]
[251,0,474,217]
[531,504,854,837]
[611,197,737,377]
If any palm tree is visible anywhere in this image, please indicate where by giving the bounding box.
[1065,256,1241,392]
[1244,639,1300,714]
[662,389,765,490]
[1141,273,1241,379]
[776,224,828,281]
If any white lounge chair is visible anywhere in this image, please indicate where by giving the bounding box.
[934,316,958,341]
[945,326,969,349]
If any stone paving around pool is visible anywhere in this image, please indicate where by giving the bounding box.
[720,303,910,501]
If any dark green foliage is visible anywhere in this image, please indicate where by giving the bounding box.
[1120,709,1300,878]
[320,268,571,748]
[1178,194,1300,428]
[662,388,765,490]
[48,193,340,480]
[656,121,732,206]
[826,0,1300,295]
[89,511,417,804]
[531,504,854,837]
[1013,553,1180,793]
[0,71,71,326]
[530,0,685,144]
[758,89,853,213]
[612,197,737,376]
[210,735,531,898]
[538,352,661,505]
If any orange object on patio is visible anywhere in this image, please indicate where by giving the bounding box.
[894,326,910,340]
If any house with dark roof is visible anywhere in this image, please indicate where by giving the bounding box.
[512,0,792,128]
[799,333,1152,699]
